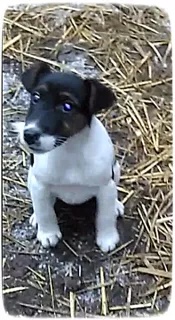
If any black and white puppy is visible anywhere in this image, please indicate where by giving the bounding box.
[16,62,124,252]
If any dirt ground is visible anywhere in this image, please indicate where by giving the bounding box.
[2,4,172,317]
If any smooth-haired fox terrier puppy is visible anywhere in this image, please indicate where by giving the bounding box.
[14,61,124,252]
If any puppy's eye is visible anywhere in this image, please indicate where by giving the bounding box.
[62,103,73,113]
[32,92,40,104]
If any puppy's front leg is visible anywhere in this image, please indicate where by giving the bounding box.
[96,180,120,252]
[29,175,62,248]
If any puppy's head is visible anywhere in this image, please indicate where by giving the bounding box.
[21,61,116,154]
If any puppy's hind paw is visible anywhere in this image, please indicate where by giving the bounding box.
[115,200,124,218]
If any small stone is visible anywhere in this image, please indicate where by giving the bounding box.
[64,276,82,292]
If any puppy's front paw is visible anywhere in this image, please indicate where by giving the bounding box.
[115,200,124,218]
[37,227,62,248]
[29,213,37,228]
[96,228,120,253]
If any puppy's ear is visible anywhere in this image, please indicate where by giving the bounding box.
[21,62,51,92]
[84,79,116,114]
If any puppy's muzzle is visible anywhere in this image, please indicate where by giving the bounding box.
[24,128,41,145]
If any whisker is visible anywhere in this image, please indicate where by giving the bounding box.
[56,135,67,139]
[54,135,68,148]
[54,138,68,147]
[56,136,67,141]
[55,140,66,145]
[55,138,67,143]
[55,138,68,143]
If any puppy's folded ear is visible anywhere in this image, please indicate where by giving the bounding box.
[21,62,51,92]
[84,79,116,114]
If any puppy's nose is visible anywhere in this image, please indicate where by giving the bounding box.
[24,129,40,145]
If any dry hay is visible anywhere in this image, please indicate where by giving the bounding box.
[3,3,172,317]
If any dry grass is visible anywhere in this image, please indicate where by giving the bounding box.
[2,3,172,317]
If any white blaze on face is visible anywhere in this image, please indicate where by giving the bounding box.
[12,121,31,152]
[12,121,25,137]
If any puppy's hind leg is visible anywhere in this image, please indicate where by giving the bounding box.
[96,180,120,253]
[115,197,124,218]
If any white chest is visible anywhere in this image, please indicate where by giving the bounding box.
[33,153,91,185]
[28,117,115,204]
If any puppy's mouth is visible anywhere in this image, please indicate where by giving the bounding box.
[28,146,46,154]
[27,136,68,154]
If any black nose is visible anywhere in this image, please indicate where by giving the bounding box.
[24,129,40,145]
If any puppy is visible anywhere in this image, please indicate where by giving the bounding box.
[16,61,124,252]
